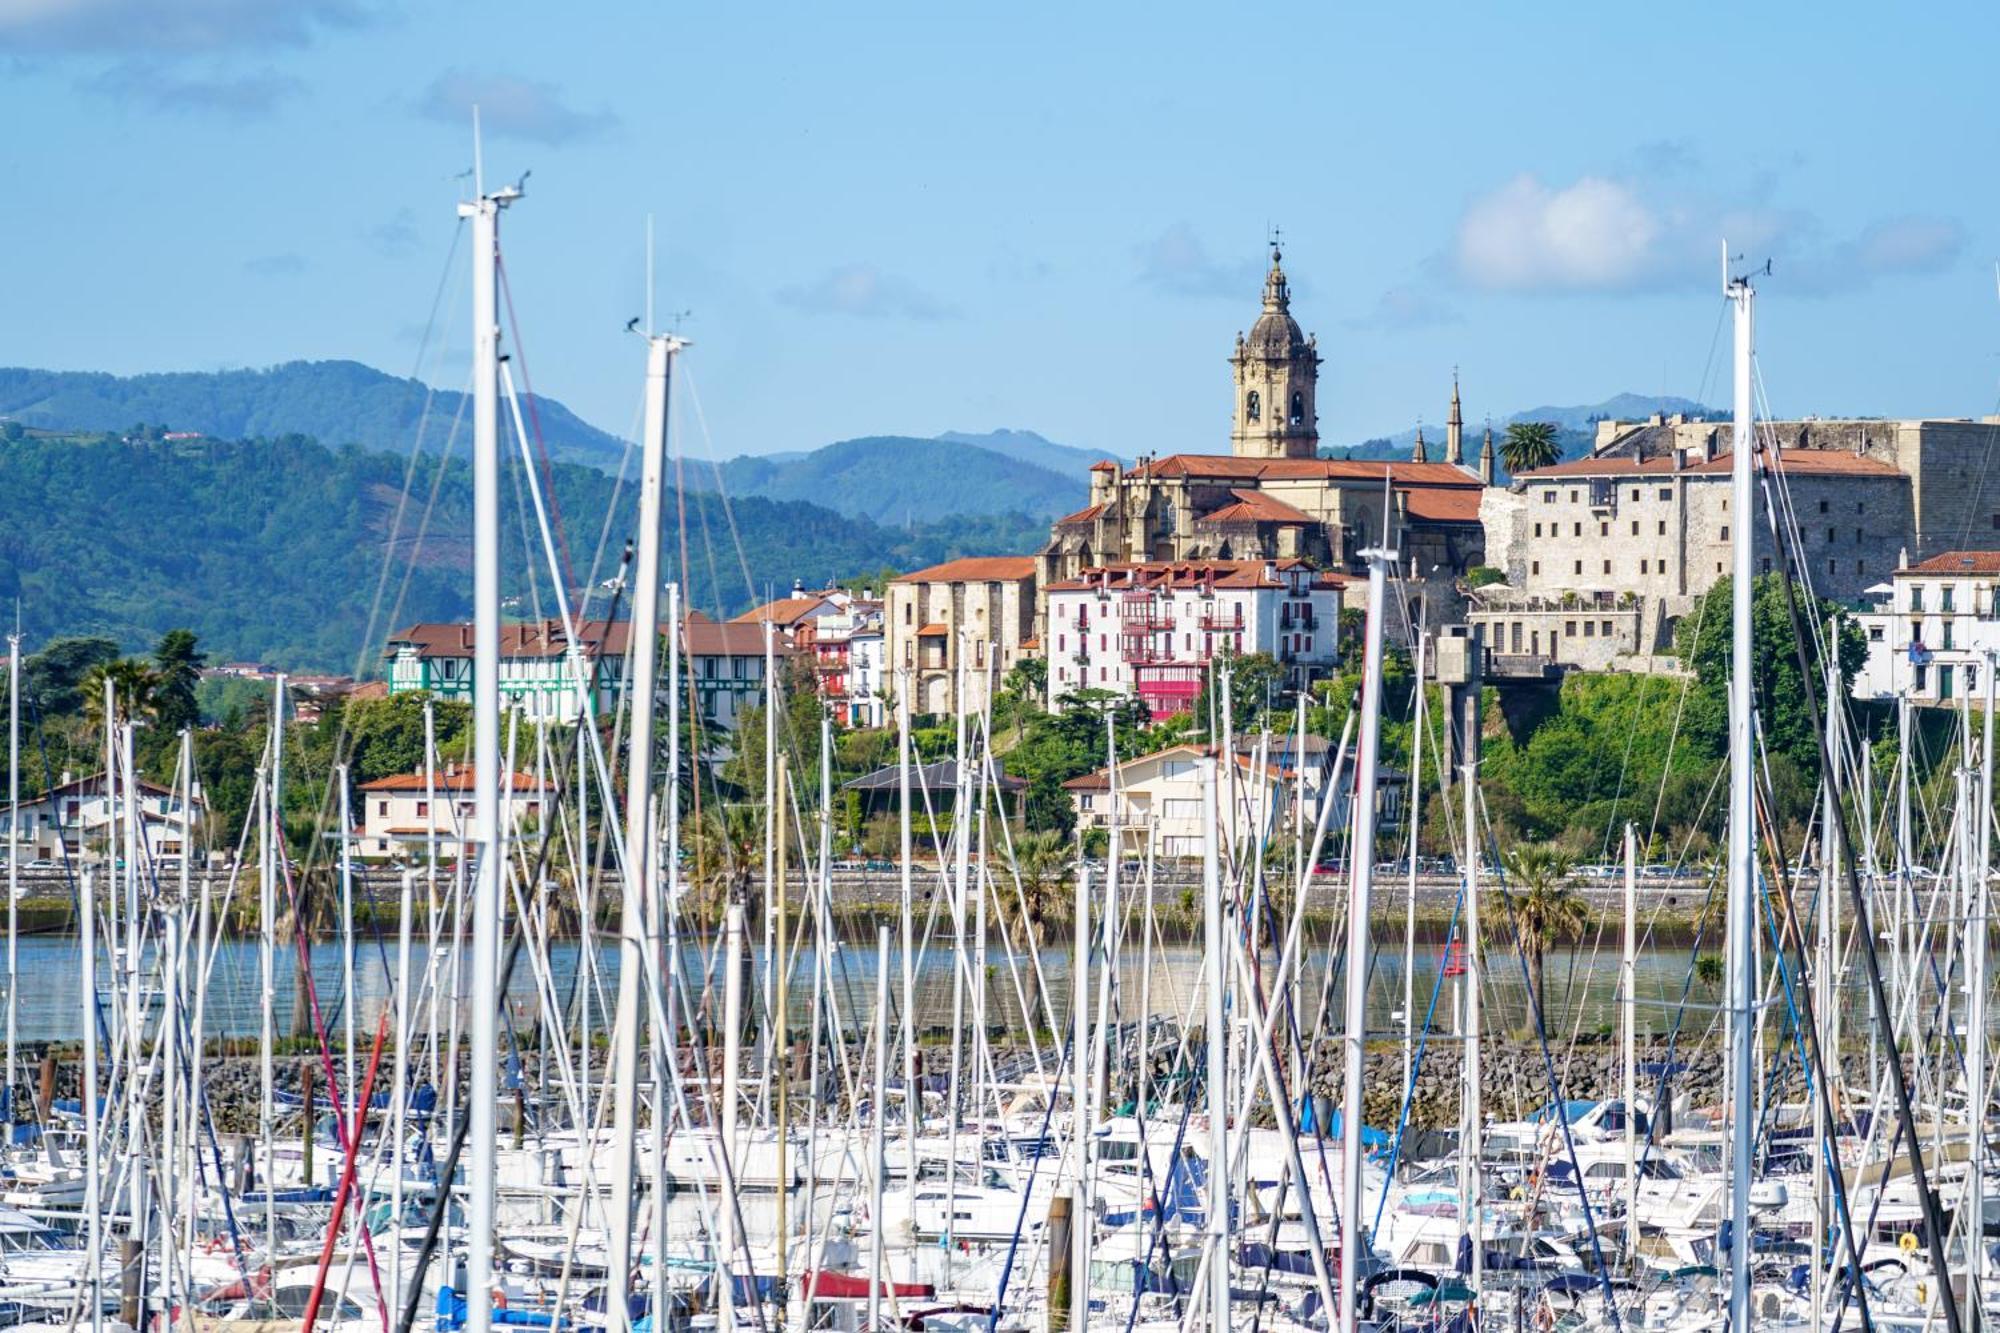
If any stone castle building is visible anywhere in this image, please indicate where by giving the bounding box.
[1472,414,2000,669]
[1037,245,1487,620]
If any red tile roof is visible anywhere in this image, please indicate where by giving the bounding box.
[1901,551,2000,575]
[915,622,949,637]
[1053,502,1108,525]
[730,595,832,627]
[1129,453,1483,488]
[1044,559,1334,593]
[891,556,1038,583]
[1400,488,1484,522]
[1516,448,1901,480]
[359,770,551,793]
[1198,488,1314,525]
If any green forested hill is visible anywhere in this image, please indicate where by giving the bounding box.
[0,431,1043,671]
[714,434,1083,523]
[0,361,630,472]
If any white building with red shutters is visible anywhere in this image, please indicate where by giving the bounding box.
[1042,559,1344,717]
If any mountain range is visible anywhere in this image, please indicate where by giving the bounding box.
[1338,393,1718,465]
[0,359,1726,670]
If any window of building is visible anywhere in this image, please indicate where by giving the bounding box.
[1570,489,1579,503]
[1941,664,1956,699]
[1943,586,1956,612]
[1945,621,1956,650]
[1531,561,1541,576]
[1543,490,1556,504]
[1631,488,1640,501]
[1659,488,1672,501]
[1602,559,1611,574]
[1915,662,1929,692]
[1722,498,1729,513]
[1760,557,1772,573]
[1600,522,1608,537]
[1080,794,1094,811]
[1640,559,1649,574]
[1246,390,1260,422]
[1573,522,1582,536]
[1658,520,1667,536]
[1573,560,1583,575]
[1289,391,1304,425]
[1856,560,1865,575]
[1971,665,1981,695]
[1630,520,1639,535]
[1819,499,1829,514]
[378,801,388,817]
[1565,621,1577,637]
[416,801,428,818]
[1858,501,1866,514]
[1583,621,1596,637]
[1827,558,1836,575]
[1056,634,1064,651]
[1720,526,1730,541]
[1912,587,1924,612]
[1869,624,1884,642]
[1602,620,1614,636]
[1826,527,1835,544]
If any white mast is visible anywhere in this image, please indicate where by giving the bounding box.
[1201,758,1228,1333]
[1722,251,1757,1333]
[1622,821,1638,1266]
[1402,629,1425,1100]
[609,323,682,1332]
[1071,864,1091,1333]
[1339,541,1394,1333]
[868,924,891,1333]
[5,627,16,1109]
[457,116,520,1333]
[896,670,919,1283]
[1461,720,1483,1302]
[81,867,103,1333]
[1971,652,1994,1306]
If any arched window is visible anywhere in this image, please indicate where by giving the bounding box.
[1289,391,1305,426]
[1245,390,1261,423]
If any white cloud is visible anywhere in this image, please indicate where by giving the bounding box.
[0,0,370,53]
[1453,170,1964,297]
[1136,223,1264,300]
[1456,174,1663,292]
[81,57,299,115]
[418,70,618,145]
[1344,285,1461,332]
[777,264,955,321]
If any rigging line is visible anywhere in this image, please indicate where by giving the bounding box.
[678,365,761,611]
[346,218,466,686]
[494,250,582,598]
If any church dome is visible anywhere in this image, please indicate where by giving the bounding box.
[1241,246,1311,359]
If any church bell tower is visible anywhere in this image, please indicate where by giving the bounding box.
[1230,244,1321,459]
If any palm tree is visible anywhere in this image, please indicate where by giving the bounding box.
[81,657,161,728]
[1500,421,1562,475]
[151,629,204,732]
[1006,828,1071,943]
[1499,843,1588,1018]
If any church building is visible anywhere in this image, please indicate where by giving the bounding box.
[1036,245,1488,611]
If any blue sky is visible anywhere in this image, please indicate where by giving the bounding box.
[3,1,1997,461]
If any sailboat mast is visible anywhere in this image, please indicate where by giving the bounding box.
[5,629,15,1107]
[608,327,679,1332]
[458,139,519,1333]
[1338,542,1393,1333]
[1723,259,1756,1333]
[1972,653,1994,1311]
[1201,758,1228,1333]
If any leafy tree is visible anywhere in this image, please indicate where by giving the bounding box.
[1498,842,1588,1016]
[1192,650,1284,736]
[1672,573,1865,778]
[1465,566,1506,589]
[1005,828,1071,940]
[1500,421,1561,474]
[19,636,120,717]
[343,691,473,784]
[151,629,204,732]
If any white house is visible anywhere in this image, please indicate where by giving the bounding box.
[1853,551,2000,705]
[1063,743,1321,859]
[807,601,886,729]
[1044,560,1343,718]
[356,766,553,861]
[1,772,205,863]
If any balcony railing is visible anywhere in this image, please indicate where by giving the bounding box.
[1199,611,1243,631]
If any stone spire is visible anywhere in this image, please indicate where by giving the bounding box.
[1412,423,1428,464]
[1446,371,1464,466]
[1229,240,1321,460]
[1478,421,1496,485]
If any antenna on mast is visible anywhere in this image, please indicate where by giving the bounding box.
[646,214,655,338]
[472,105,484,199]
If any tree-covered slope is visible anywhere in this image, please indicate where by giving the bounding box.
[0,361,630,472]
[712,434,1083,523]
[0,431,1043,672]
